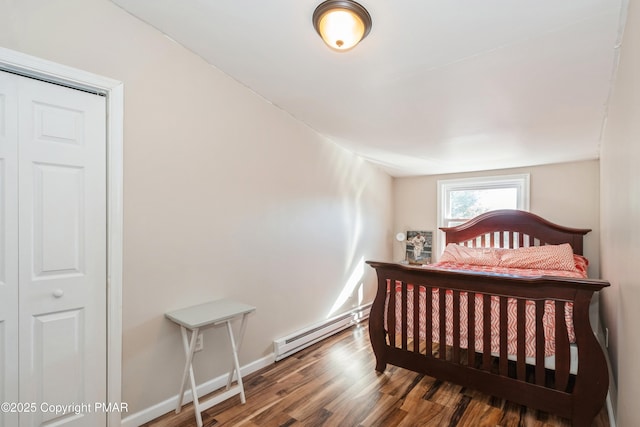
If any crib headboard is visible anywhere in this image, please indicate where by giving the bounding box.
[439,209,591,255]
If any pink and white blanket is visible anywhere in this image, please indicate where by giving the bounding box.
[387,244,589,358]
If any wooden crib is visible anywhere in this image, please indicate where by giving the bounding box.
[367,210,610,426]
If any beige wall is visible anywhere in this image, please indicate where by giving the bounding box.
[0,0,393,417]
[393,161,600,277]
[600,0,639,425]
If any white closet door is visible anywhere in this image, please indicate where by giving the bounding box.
[0,70,20,427]
[17,76,107,426]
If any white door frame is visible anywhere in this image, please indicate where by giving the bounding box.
[0,47,123,427]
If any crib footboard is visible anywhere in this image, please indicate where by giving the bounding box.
[367,261,610,426]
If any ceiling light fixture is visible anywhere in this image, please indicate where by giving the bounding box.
[312,0,372,52]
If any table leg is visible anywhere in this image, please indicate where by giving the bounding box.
[176,327,202,427]
[225,320,246,403]
[225,312,250,392]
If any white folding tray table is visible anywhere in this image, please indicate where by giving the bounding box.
[165,298,255,427]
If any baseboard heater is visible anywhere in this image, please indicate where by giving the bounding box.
[273,303,372,361]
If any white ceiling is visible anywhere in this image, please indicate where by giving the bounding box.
[111,0,624,177]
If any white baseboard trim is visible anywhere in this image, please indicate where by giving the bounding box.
[596,320,616,427]
[607,391,616,427]
[121,353,275,427]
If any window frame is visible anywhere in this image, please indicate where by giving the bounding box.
[436,173,530,258]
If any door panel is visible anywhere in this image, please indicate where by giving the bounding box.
[32,163,85,278]
[0,71,19,427]
[33,101,84,146]
[17,75,107,426]
[31,309,86,426]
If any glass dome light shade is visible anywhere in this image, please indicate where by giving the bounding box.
[313,0,372,51]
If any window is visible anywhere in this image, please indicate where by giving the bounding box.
[436,174,530,255]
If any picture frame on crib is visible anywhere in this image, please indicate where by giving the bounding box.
[405,230,433,265]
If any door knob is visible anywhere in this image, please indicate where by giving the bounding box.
[53,289,64,298]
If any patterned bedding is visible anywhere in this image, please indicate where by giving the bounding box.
[386,245,589,358]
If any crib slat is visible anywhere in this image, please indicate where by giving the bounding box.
[401,283,408,351]
[426,287,433,357]
[535,300,545,386]
[555,301,570,391]
[517,299,526,381]
[439,288,447,360]
[482,295,492,370]
[528,234,535,247]
[453,290,461,363]
[467,292,476,367]
[413,284,420,353]
[518,232,524,248]
[499,297,508,376]
[388,280,396,348]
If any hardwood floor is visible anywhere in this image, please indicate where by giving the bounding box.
[143,325,610,427]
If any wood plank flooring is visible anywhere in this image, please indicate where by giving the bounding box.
[143,324,610,427]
